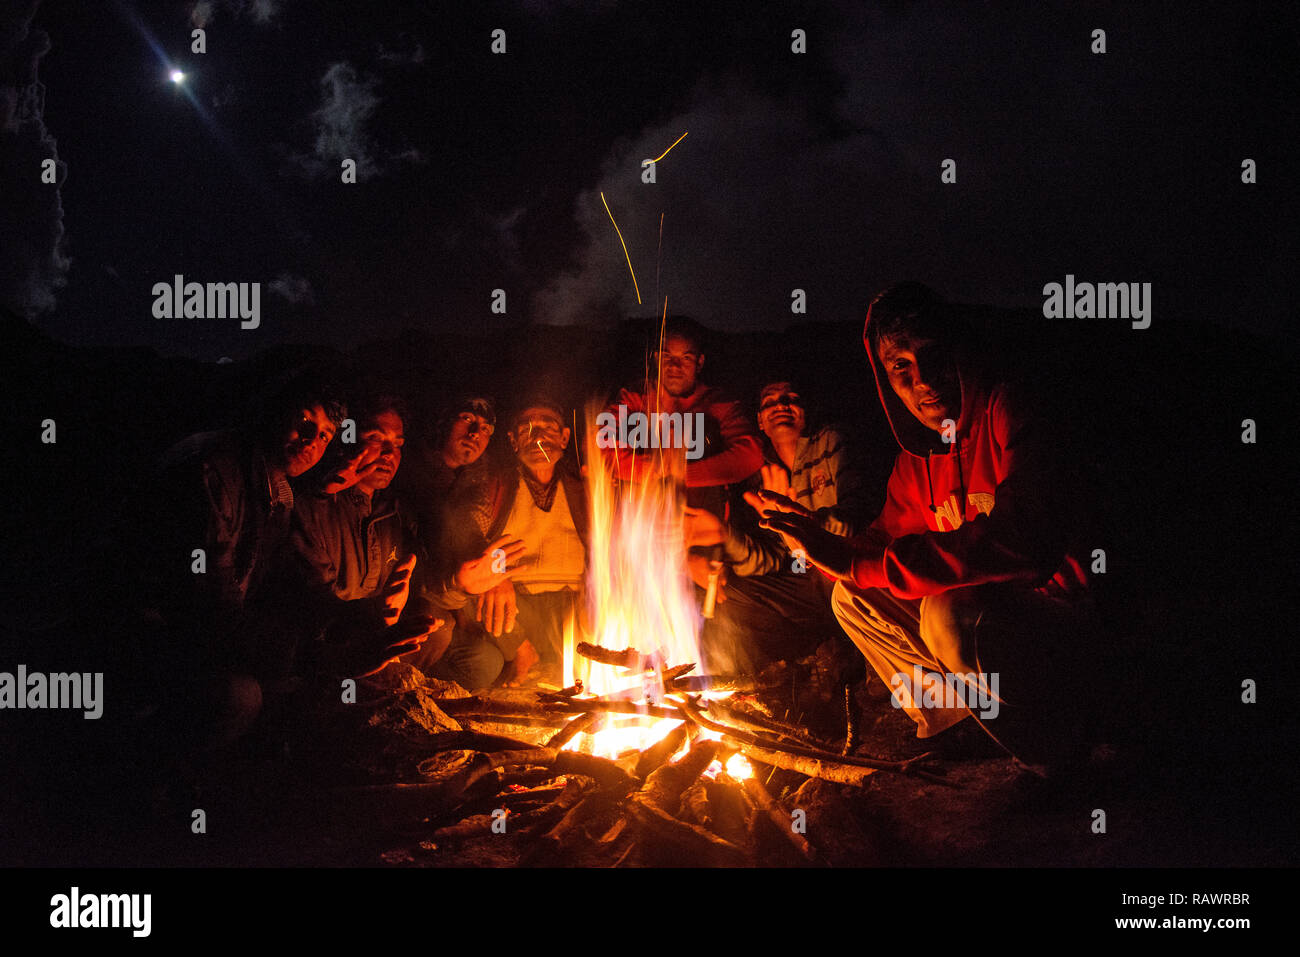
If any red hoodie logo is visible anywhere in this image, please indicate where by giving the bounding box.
[932,491,996,531]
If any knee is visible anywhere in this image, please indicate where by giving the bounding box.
[464,641,505,692]
[829,580,860,626]
[919,588,982,669]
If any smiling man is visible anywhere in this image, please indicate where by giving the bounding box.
[748,283,1097,771]
[107,371,347,751]
[287,395,455,682]
[435,397,588,688]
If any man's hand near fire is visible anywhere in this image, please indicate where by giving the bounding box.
[379,554,417,624]
[352,614,443,678]
[476,579,517,637]
[743,489,865,579]
[455,536,527,595]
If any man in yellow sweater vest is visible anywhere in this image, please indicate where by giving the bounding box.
[435,398,588,687]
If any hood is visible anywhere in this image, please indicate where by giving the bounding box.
[862,302,982,460]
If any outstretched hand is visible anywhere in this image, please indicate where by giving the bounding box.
[353,614,442,678]
[380,554,418,624]
[744,489,854,579]
[456,536,527,595]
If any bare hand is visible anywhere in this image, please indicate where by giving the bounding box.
[743,488,815,521]
[476,578,518,637]
[759,463,792,498]
[456,536,526,595]
[380,554,417,624]
[323,444,382,494]
[354,615,442,678]
[746,490,853,579]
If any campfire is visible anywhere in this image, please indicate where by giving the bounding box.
[381,405,943,865]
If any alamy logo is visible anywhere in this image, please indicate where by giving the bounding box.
[595,405,706,460]
[889,666,1001,720]
[50,887,151,937]
[1042,274,1151,329]
[0,665,103,719]
[152,274,261,329]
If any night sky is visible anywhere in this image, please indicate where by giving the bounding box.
[4,0,1294,360]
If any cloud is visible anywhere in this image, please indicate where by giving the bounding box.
[246,0,282,25]
[267,272,314,305]
[0,0,69,318]
[530,80,893,328]
[283,60,425,181]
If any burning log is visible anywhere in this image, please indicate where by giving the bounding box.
[669,674,759,694]
[540,698,685,720]
[723,737,877,787]
[637,739,721,813]
[634,724,688,780]
[545,711,600,749]
[707,698,830,748]
[660,662,696,683]
[575,642,663,673]
[535,684,586,705]
[675,694,940,779]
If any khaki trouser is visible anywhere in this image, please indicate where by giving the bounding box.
[831,581,1093,758]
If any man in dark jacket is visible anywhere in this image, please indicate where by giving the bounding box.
[287,395,525,693]
[436,398,587,687]
[397,394,497,564]
[749,283,1096,769]
[115,373,355,747]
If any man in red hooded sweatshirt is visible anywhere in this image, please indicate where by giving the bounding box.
[749,283,1095,770]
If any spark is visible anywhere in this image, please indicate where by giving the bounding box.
[536,439,552,463]
[650,131,689,164]
[600,191,641,305]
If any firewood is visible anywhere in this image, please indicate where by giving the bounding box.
[634,724,688,780]
[521,776,594,839]
[545,711,599,749]
[743,775,819,864]
[678,781,712,828]
[723,736,877,788]
[428,813,497,843]
[540,698,685,720]
[660,663,696,683]
[575,642,662,672]
[707,698,829,748]
[637,739,721,813]
[669,675,758,693]
[706,774,754,848]
[842,683,859,756]
[459,714,572,730]
[675,694,941,778]
[625,797,749,866]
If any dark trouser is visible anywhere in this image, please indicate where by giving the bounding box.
[405,616,506,692]
[832,580,1097,765]
[699,570,850,675]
